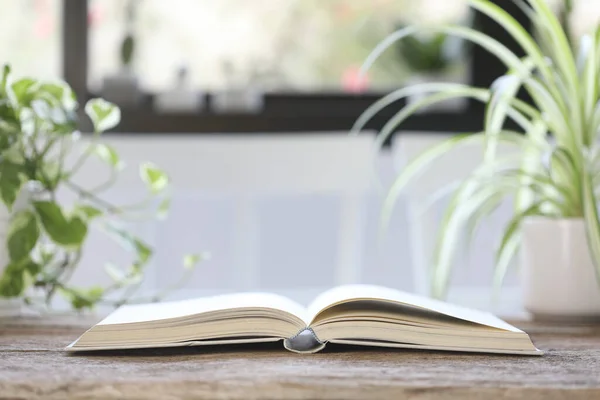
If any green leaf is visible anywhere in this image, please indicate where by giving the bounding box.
[104,262,143,287]
[22,258,42,276]
[37,244,56,266]
[183,253,209,269]
[0,262,25,297]
[85,98,121,132]
[183,255,200,269]
[582,169,600,287]
[0,130,14,153]
[493,202,546,292]
[0,161,24,210]
[121,34,135,66]
[33,201,88,247]
[10,78,37,105]
[514,119,548,215]
[470,0,555,88]
[39,81,76,111]
[39,82,64,102]
[549,147,580,213]
[93,143,123,169]
[7,210,40,263]
[18,108,35,136]
[60,286,105,310]
[36,161,69,190]
[140,162,169,194]
[462,192,505,264]
[0,258,40,298]
[105,224,152,265]
[157,196,171,220]
[483,62,536,165]
[1,64,10,93]
[73,204,103,220]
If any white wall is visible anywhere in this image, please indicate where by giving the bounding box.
[61,132,524,315]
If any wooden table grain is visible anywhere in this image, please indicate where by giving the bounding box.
[1,317,599,400]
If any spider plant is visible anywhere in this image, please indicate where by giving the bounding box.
[352,0,600,299]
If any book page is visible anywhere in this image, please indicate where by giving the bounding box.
[98,292,308,326]
[307,284,522,332]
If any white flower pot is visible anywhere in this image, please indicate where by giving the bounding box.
[521,217,600,321]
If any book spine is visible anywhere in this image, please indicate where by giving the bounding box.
[283,328,326,354]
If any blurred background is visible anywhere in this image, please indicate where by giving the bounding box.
[2,0,600,313]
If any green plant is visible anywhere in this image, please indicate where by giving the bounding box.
[121,0,138,69]
[393,27,466,74]
[0,64,205,310]
[352,0,600,298]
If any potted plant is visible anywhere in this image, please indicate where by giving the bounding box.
[393,25,470,112]
[101,0,140,107]
[0,64,204,315]
[352,0,600,319]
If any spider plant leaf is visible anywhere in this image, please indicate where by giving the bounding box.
[527,0,582,138]
[582,170,600,286]
[527,0,579,89]
[415,154,523,218]
[461,192,505,270]
[375,88,535,152]
[431,181,518,298]
[522,78,573,151]
[471,0,572,131]
[514,120,547,214]
[375,89,484,150]
[492,233,521,302]
[351,82,539,139]
[381,131,537,236]
[493,169,572,213]
[432,174,563,300]
[580,33,599,145]
[591,100,600,144]
[432,170,569,300]
[493,201,547,293]
[351,83,486,136]
[485,74,524,164]
[549,147,581,215]
[470,0,556,90]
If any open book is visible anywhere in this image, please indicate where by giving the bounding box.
[67,285,541,355]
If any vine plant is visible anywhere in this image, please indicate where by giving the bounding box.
[0,65,205,310]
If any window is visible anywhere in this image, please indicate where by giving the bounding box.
[61,0,535,134]
[88,0,471,94]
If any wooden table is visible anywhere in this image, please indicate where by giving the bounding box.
[1,317,599,400]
